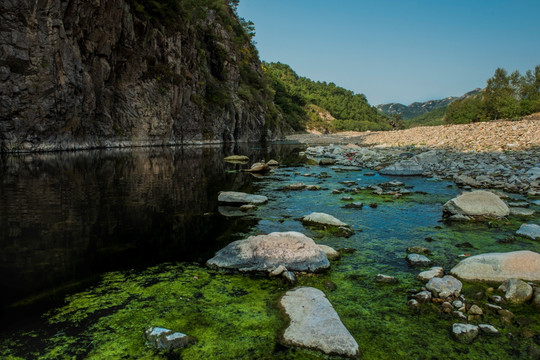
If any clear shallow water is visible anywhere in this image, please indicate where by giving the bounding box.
[1,145,540,359]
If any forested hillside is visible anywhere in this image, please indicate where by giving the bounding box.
[263,62,395,133]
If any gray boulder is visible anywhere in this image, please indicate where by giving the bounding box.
[379,159,423,176]
[426,275,462,298]
[450,250,540,283]
[498,278,533,304]
[145,327,195,350]
[375,274,398,283]
[452,323,479,343]
[301,212,349,227]
[218,191,268,205]
[442,190,510,220]
[207,232,330,273]
[280,287,360,358]
[516,223,540,240]
[406,253,432,267]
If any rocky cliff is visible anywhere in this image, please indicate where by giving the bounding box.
[0,0,283,152]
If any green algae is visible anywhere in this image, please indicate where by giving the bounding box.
[2,156,540,359]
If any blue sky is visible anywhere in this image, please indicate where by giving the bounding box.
[237,0,540,105]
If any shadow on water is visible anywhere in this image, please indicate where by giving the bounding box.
[0,143,305,323]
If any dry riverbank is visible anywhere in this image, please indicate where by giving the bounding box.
[286,117,540,152]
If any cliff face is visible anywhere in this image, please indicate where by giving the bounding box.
[0,0,282,152]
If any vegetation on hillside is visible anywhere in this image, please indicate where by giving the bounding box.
[263,62,396,132]
[445,65,540,124]
[406,107,447,127]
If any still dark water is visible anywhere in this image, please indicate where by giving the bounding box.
[0,143,304,320]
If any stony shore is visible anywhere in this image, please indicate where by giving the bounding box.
[285,118,540,152]
[285,119,540,196]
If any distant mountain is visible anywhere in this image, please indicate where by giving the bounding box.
[376,89,481,120]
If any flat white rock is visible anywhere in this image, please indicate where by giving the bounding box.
[280,287,360,358]
[450,250,540,283]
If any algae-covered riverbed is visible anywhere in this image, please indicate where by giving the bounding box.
[1,145,539,359]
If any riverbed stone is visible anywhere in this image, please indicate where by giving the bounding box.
[379,159,423,176]
[301,212,349,227]
[375,274,398,283]
[510,207,536,217]
[479,324,499,335]
[452,323,479,343]
[498,278,533,304]
[284,182,307,190]
[450,250,540,283]
[280,287,360,358]
[406,253,432,267]
[426,275,462,298]
[218,191,268,205]
[412,290,432,303]
[469,304,483,316]
[145,327,195,350]
[318,245,340,260]
[443,190,510,220]
[516,224,540,240]
[417,267,444,282]
[207,232,330,273]
[267,159,279,166]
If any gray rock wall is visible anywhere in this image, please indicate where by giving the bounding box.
[0,0,281,152]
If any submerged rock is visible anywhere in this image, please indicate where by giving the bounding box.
[280,287,360,358]
[207,232,330,273]
[442,190,510,220]
[452,323,479,343]
[498,278,533,304]
[218,191,268,205]
[516,223,540,240]
[284,182,307,190]
[145,327,195,350]
[375,274,398,283]
[426,275,462,298]
[450,250,540,283]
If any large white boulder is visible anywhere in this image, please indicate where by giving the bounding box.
[450,250,540,283]
[443,190,510,220]
[206,232,330,273]
[280,287,360,358]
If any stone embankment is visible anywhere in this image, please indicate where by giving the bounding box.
[286,118,540,152]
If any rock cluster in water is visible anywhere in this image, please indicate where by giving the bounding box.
[301,144,540,196]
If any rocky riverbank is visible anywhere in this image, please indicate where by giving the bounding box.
[295,125,540,195]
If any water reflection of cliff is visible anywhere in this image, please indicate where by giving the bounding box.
[0,144,303,310]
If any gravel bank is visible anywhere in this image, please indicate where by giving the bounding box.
[285,118,540,152]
